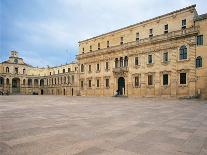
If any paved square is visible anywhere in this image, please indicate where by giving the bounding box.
[0,96,207,155]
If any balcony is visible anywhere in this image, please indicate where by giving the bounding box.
[113,67,128,73]
[77,26,199,59]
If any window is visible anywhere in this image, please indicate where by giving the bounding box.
[197,35,203,45]
[82,48,85,53]
[63,69,65,73]
[180,73,187,84]
[148,75,153,85]
[149,29,153,37]
[163,74,168,85]
[115,58,118,68]
[182,19,186,29]
[107,41,110,48]
[68,68,71,72]
[96,63,100,71]
[23,69,26,74]
[163,52,168,62]
[164,24,168,34]
[120,57,123,67]
[89,65,91,72]
[96,79,99,87]
[135,76,139,87]
[105,62,109,70]
[14,59,18,64]
[124,56,128,67]
[136,32,139,41]
[15,68,18,74]
[6,67,9,73]
[81,81,84,88]
[135,57,139,66]
[98,43,100,50]
[58,70,60,74]
[196,56,202,68]
[179,45,187,60]
[106,79,109,88]
[90,45,92,52]
[120,37,124,45]
[81,64,84,72]
[88,80,92,87]
[50,72,52,75]
[148,55,153,64]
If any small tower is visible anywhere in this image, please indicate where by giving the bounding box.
[10,51,19,58]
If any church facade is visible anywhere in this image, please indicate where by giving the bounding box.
[1,5,207,99]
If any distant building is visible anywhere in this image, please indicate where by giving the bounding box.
[0,5,207,99]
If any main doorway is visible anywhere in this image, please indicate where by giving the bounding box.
[118,77,125,95]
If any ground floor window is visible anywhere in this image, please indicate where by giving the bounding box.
[88,80,92,88]
[148,75,153,85]
[163,74,168,85]
[81,81,84,88]
[180,73,187,84]
[135,76,139,87]
[106,79,109,88]
[97,79,99,87]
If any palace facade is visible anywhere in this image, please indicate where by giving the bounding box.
[1,5,207,99]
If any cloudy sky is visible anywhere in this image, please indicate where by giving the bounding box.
[0,0,206,67]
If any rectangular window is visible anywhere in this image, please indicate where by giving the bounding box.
[88,80,92,87]
[180,73,187,84]
[107,41,110,48]
[90,45,92,52]
[136,32,139,41]
[149,29,153,37]
[182,19,186,29]
[163,74,168,85]
[105,62,109,70]
[135,57,139,66]
[81,81,84,88]
[197,35,203,45]
[82,48,84,52]
[163,52,168,62]
[148,75,153,85]
[120,37,124,45]
[135,76,139,87]
[106,79,109,88]
[97,79,99,87]
[89,65,91,72]
[63,69,65,73]
[98,43,100,50]
[164,24,168,34]
[148,55,153,64]
[97,63,100,71]
[15,68,18,74]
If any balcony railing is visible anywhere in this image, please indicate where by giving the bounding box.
[77,26,199,59]
[112,67,128,73]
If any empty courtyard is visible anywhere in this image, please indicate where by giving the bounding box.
[0,96,207,155]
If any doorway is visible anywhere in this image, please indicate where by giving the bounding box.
[41,89,44,95]
[118,77,125,95]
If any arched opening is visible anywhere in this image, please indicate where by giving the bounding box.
[23,79,26,85]
[118,77,125,95]
[34,79,38,86]
[12,78,20,94]
[124,56,128,67]
[0,77,4,86]
[41,89,44,95]
[40,79,44,86]
[28,79,32,87]
[63,89,66,95]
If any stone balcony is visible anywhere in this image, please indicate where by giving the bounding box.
[77,26,199,59]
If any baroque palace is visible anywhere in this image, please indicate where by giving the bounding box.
[0,5,207,99]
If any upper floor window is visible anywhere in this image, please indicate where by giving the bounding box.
[163,52,168,62]
[58,70,60,74]
[63,69,65,73]
[180,73,187,84]
[68,68,71,72]
[164,24,168,34]
[135,57,139,66]
[197,35,203,45]
[23,69,26,74]
[120,57,123,67]
[120,37,124,45]
[136,32,139,41]
[14,58,18,64]
[81,64,84,72]
[163,74,168,85]
[196,56,202,68]
[6,67,9,73]
[115,58,119,68]
[182,19,186,29]
[82,48,85,53]
[107,41,110,48]
[124,56,128,67]
[149,29,153,37]
[96,63,100,71]
[148,55,153,64]
[179,45,187,60]
[50,72,52,75]
[90,45,92,52]
[98,43,100,50]
[15,68,18,74]
[105,62,109,70]
[135,76,139,87]
[88,65,92,72]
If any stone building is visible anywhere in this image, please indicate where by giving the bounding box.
[0,51,79,96]
[0,5,207,99]
[77,5,207,99]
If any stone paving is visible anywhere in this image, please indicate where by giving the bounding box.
[0,95,207,155]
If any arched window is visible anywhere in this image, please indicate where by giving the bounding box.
[23,79,26,85]
[34,79,38,86]
[28,79,32,86]
[115,58,119,68]
[120,57,123,67]
[81,64,84,72]
[179,45,187,60]
[6,67,9,73]
[124,56,128,67]
[196,56,202,68]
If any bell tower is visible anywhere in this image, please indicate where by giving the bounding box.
[10,51,19,58]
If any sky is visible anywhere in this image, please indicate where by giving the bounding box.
[0,0,206,67]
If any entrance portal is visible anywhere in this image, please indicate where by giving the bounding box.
[12,78,20,94]
[41,89,44,95]
[118,77,125,95]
